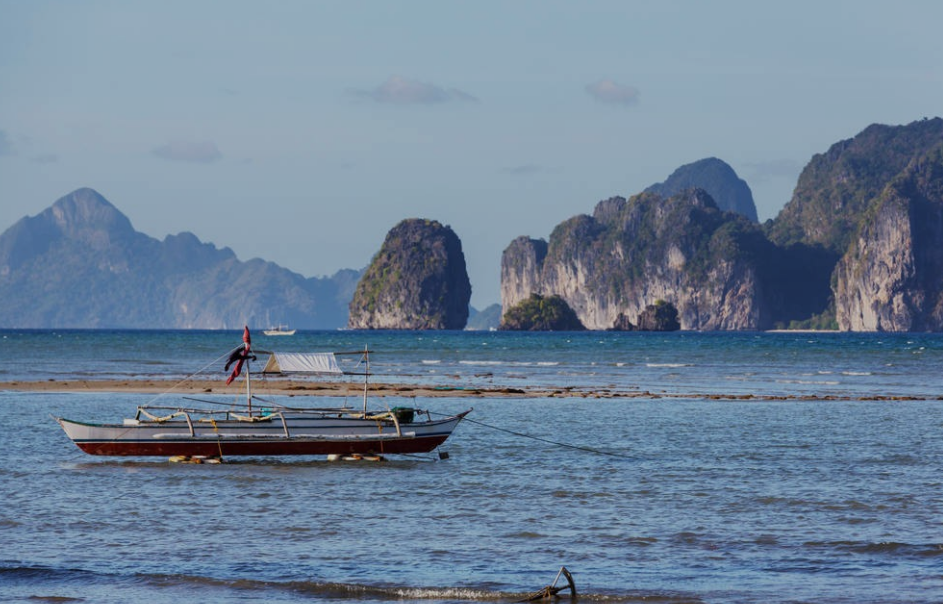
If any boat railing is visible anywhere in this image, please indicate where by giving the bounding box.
[135,404,425,435]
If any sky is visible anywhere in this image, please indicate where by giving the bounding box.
[2,1,942,308]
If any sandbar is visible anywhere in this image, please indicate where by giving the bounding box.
[0,378,934,402]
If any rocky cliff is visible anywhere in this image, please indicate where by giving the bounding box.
[348,219,471,329]
[769,118,943,253]
[646,157,758,222]
[767,118,943,330]
[500,119,943,332]
[834,145,943,330]
[502,190,771,330]
[0,188,356,328]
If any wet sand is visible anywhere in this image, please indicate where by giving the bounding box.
[0,378,551,398]
[0,378,934,401]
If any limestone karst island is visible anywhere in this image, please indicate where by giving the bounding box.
[2,118,943,332]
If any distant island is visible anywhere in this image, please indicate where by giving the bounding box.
[502,118,943,332]
[4,118,943,332]
[348,218,471,330]
[0,188,359,329]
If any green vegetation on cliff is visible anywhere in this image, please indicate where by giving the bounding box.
[547,190,769,304]
[500,294,585,331]
[768,118,943,253]
[636,300,681,331]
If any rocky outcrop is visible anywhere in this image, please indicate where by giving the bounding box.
[834,145,943,331]
[0,188,357,328]
[646,157,758,222]
[635,300,681,331]
[348,219,471,330]
[608,300,681,331]
[499,294,585,331]
[502,190,772,330]
[609,313,636,331]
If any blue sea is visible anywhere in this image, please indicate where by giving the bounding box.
[1,329,942,603]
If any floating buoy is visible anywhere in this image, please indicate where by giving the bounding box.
[169,455,223,464]
[326,453,386,462]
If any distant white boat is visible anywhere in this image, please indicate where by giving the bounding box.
[264,325,296,336]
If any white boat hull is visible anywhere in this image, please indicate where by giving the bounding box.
[56,410,469,457]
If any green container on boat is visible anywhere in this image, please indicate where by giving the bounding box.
[391,407,414,424]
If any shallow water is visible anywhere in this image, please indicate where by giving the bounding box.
[2,331,943,603]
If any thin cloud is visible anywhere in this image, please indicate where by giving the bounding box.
[31,153,58,164]
[502,164,543,176]
[585,79,640,106]
[152,141,223,164]
[350,76,479,104]
[0,130,15,156]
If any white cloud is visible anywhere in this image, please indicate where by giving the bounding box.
[585,79,640,106]
[152,141,223,164]
[350,76,479,104]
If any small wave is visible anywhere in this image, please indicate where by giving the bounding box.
[421,360,441,365]
[841,371,872,376]
[144,573,624,602]
[645,363,693,368]
[803,540,943,558]
[0,563,106,585]
[502,531,545,539]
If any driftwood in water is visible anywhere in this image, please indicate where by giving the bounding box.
[519,567,576,601]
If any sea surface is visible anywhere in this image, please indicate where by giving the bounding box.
[1,329,942,603]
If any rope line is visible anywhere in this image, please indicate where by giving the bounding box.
[442,413,632,459]
[144,346,241,407]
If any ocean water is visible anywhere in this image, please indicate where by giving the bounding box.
[1,330,942,603]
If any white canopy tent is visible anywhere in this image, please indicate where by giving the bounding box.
[261,352,344,375]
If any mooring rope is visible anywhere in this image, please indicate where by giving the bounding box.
[435,413,633,459]
[143,347,240,407]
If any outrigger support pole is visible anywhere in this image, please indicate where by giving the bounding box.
[246,357,252,414]
[518,567,576,601]
[362,345,369,416]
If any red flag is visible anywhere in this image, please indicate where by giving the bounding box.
[225,326,254,385]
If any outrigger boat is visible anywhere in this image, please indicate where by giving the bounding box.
[55,328,470,460]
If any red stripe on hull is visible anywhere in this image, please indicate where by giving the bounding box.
[75,434,450,457]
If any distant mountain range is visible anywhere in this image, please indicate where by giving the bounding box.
[0,188,359,329]
[9,117,943,332]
